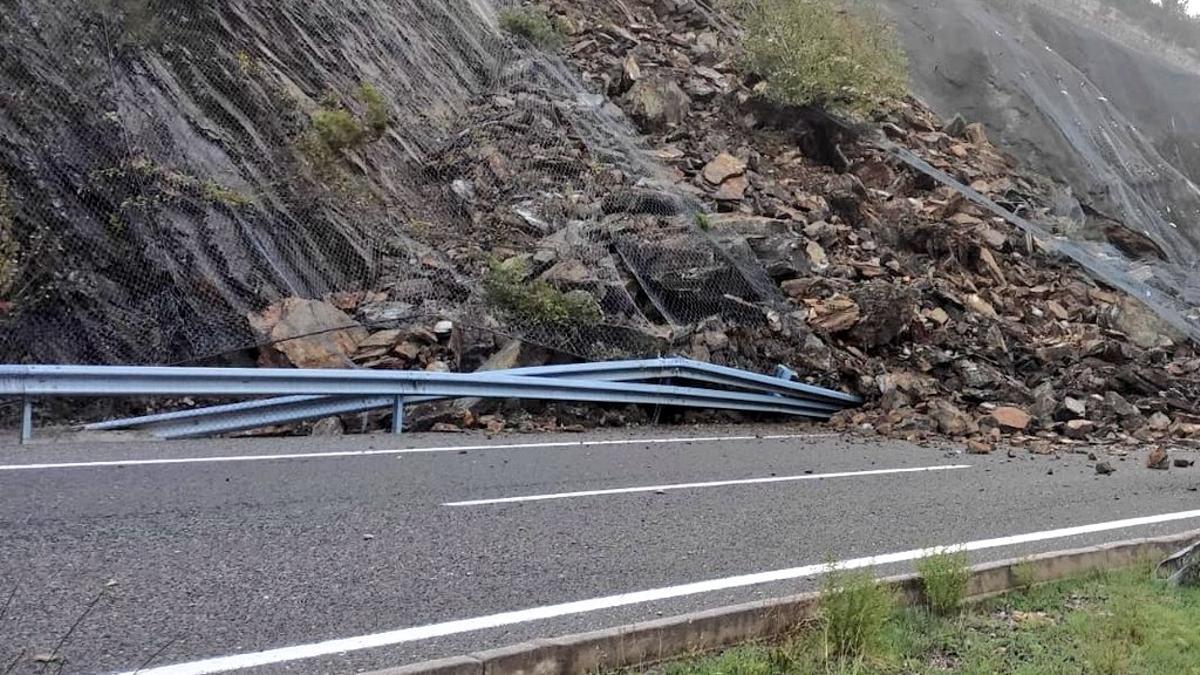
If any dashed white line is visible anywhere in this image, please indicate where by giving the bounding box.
[444,464,971,506]
[123,509,1200,675]
[0,433,834,471]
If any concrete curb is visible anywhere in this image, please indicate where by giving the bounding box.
[366,530,1200,675]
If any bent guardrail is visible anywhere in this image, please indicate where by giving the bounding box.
[1,358,861,442]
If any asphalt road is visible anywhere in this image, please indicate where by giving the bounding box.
[1,424,1198,675]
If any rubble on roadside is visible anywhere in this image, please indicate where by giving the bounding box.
[244,0,1200,456]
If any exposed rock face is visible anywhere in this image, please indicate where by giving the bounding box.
[1,0,1198,451]
[879,0,1200,305]
[0,0,501,363]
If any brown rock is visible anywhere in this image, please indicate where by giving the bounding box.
[1057,397,1087,421]
[540,258,595,287]
[1108,296,1182,349]
[930,401,977,436]
[965,122,989,145]
[805,240,829,271]
[357,329,403,350]
[1148,411,1172,430]
[625,77,690,131]
[713,174,748,201]
[967,439,994,454]
[991,406,1032,431]
[964,293,998,319]
[948,212,983,226]
[978,226,1007,249]
[1147,446,1170,470]
[248,298,367,369]
[310,416,345,436]
[702,152,747,185]
[807,295,860,333]
[394,341,422,360]
[848,280,917,348]
[1063,419,1096,439]
[925,307,950,325]
[622,54,641,85]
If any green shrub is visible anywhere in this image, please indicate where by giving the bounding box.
[313,108,366,153]
[916,548,971,615]
[0,172,19,299]
[819,566,895,660]
[358,82,390,139]
[485,258,602,328]
[738,0,908,116]
[498,5,565,50]
[310,82,391,155]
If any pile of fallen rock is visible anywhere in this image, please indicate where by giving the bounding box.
[536,0,1200,454]
[238,0,1200,456]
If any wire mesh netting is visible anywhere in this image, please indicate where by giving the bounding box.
[2,0,1200,375]
[0,0,783,367]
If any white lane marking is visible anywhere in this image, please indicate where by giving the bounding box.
[0,433,834,472]
[445,464,971,506]
[124,509,1200,675]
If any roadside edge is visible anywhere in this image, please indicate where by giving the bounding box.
[364,530,1200,675]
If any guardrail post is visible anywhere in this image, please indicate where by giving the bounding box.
[391,396,405,435]
[20,397,32,445]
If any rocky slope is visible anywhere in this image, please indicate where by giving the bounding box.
[234,0,1200,451]
[880,0,1200,311]
[0,0,502,363]
[1,0,1199,452]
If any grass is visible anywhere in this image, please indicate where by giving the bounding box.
[819,568,895,661]
[649,565,1200,674]
[498,5,565,50]
[484,257,602,328]
[736,0,908,116]
[0,171,19,299]
[916,549,970,615]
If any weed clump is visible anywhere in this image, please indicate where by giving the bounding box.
[313,108,367,153]
[358,82,390,139]
[484,258,602,328]
[819,566,895,660]
[916,548,971,615]
[310,82,392,155]
[498,5,565,50]
[0,172,19,299]
[738,0,908,116]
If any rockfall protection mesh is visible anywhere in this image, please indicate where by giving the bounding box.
[0,0,777,366]
[1,0,1197,370]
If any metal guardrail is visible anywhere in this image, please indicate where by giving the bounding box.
[1,358,861,442]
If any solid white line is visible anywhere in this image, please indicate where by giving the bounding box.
[444,464,971,506]
[0,433,833,472]
[124,508,1200,675]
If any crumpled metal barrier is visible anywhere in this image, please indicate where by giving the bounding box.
[2,358,861,442]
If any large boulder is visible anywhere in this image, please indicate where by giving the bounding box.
[1106,295,1184,350]
[624,77,691,132]
[248,298,368,368]
[847,280,917,347]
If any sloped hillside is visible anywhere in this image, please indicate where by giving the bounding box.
[1,0,1198,450]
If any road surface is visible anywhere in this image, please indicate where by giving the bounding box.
[1,424,1198,674]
